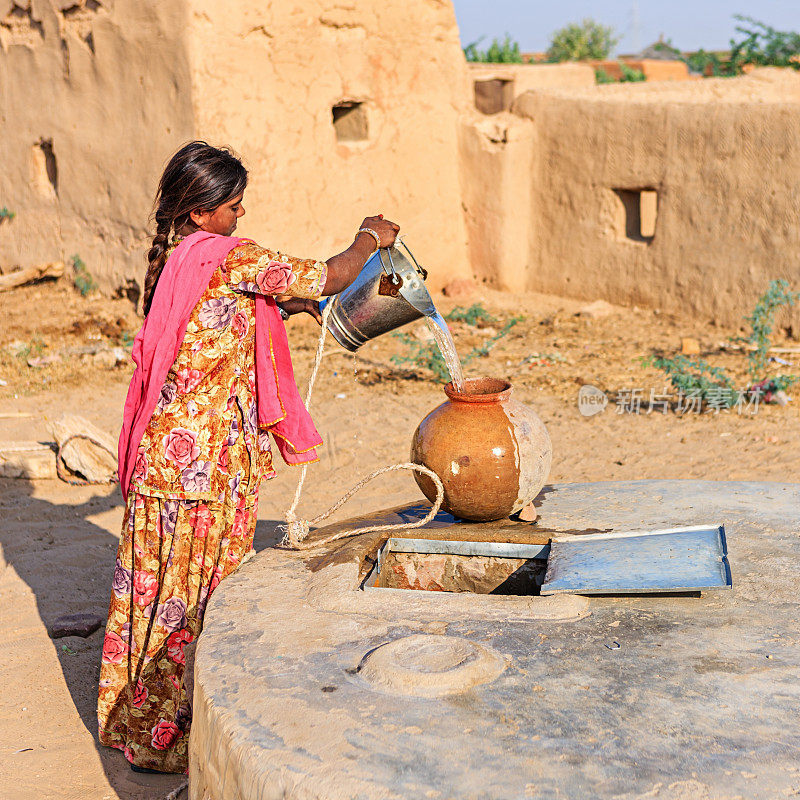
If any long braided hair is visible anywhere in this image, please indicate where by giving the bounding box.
[142,141,248,315]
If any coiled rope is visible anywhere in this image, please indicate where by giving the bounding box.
[279,301,444,550]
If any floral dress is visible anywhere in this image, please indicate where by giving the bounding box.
[97,239,326,773]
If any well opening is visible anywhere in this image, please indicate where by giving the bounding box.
[363,538,548,596]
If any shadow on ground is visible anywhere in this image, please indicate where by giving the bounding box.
[0,478,283,798]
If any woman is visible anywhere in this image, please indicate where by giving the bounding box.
[98,141,399,773]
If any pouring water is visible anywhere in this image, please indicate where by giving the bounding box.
[424,311,464,393]
[321,240,465,392]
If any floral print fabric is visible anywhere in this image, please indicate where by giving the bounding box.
[130,240,326,501]
[97,419,258,772]
[98,238,326,772]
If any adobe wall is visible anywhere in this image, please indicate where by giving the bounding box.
[0,0,194,295]
[1,0,472,295]
[182,0,472,291]
[466,69,800,326]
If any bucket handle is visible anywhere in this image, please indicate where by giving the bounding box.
[377,238,428,282]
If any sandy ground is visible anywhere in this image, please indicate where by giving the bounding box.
[0,279,798,799]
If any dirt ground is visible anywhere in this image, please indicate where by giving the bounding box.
[0,277,798,799]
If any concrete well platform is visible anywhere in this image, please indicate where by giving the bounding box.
[190,480,800,800]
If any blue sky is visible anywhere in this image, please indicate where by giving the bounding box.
[451,1,799,54]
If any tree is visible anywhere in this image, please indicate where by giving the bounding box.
[729,15,800,71]
[546,19,618,62]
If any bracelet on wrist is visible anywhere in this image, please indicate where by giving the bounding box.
[357,227,381,250]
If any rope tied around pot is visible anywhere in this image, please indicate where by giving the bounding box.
[278,301,445,551]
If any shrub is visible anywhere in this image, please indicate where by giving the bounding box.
[446,303,497,326]
[595,63,646,84]
[644,280,800,408]
[464,35,523,64]
[729,15,800,72]
[546,19,618,62]
[71,254,97,296]
[736,279,800,382]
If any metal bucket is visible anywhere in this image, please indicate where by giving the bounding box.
[319,240,436,351]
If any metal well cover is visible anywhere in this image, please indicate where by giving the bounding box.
[540,525,731,595]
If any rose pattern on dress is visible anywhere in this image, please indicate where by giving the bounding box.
[132,449,148,485]
[150,720,181,751]
[160,500,180,537]
[166,629,194,665]
[180,461,211,493]
[198,296,237,330]
[156,381,177,413]
[102,632,129,664]
[228,472,241,506]
[175,368,204,394]
[120,622,135,652]
[132,679,149,708]
[255,259,294,295]
[132,570,159,607]
[112,559,132,597]
[231,311,248,339]
[162,428,200,468]
[188,503,213,539]
[155,597,187,632]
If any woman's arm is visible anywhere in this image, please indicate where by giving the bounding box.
[321,216,400,296]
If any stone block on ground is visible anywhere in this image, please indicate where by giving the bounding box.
[577,299,616,319]
[49,613,104,639]
[442,279,479,300]
[0,442,57,479]
[50,414,117,484]
[681,337,701,355]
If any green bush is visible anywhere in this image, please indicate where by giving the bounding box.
[0,207,15,222]
[446,303,497,326]
[681,16,800,77]
[595,63,646,84]
[71,254,97,296]
[644,280,800,408]
[729,15,800,72]
[641,354,736,407]
[546,19,618,62]
[736,279,800,382]
[464,35,522,64]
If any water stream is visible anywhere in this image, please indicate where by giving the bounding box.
[425,311,465,393]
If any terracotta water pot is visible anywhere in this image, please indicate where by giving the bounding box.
[410,377,552,522]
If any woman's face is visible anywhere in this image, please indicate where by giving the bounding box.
[190,192,246,236]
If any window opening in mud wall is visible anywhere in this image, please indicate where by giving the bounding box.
[614,188,658,243]
[31,138,58,199]
[474,79,514,115]
[332,101,368,142]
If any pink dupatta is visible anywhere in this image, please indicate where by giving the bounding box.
[117,231,322,497]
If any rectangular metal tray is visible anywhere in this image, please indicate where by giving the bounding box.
[540,524,732,595]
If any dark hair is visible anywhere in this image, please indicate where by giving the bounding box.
[142,141,248,315]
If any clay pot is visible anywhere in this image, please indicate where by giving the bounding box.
[411,377,552,522]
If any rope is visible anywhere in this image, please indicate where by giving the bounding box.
[279,301,445,550]
[164,781,188,800]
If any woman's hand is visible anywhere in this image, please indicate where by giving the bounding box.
[322,214,401,296]
[276,298,322,325]
[358,215,400,250]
